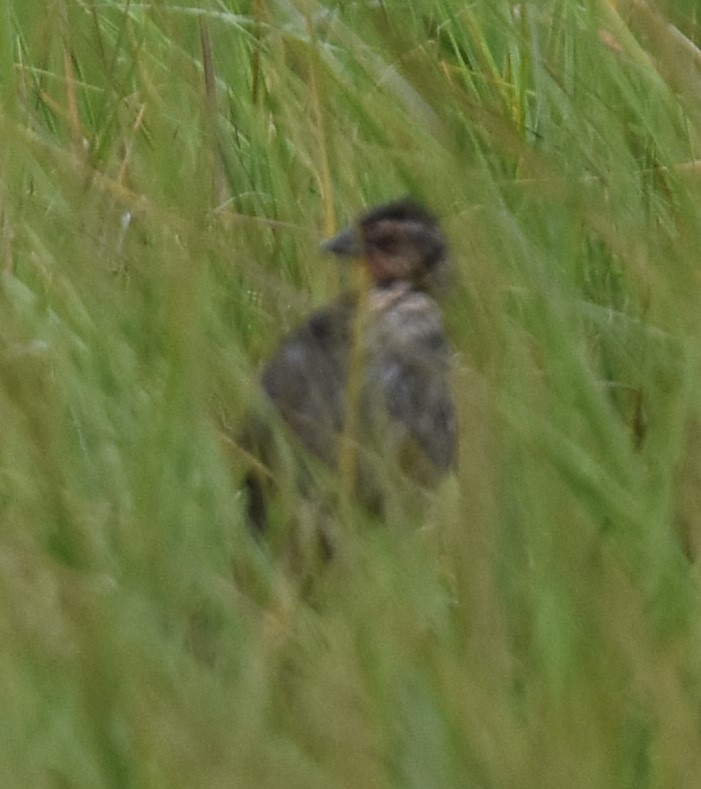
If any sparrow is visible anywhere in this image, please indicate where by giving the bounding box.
[240,199,457,544]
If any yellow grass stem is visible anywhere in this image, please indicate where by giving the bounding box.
[338,257,372,501]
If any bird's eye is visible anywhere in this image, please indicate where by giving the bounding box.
[372,235,398,254]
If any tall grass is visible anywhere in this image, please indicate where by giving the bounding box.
[2,0,701,785]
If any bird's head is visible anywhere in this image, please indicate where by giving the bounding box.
[321,200,449,291]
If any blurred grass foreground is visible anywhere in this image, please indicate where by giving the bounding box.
[2,0,701,786]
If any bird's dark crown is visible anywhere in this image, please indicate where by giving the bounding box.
[360,199,438,228]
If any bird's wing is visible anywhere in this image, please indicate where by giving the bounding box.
[260,303,351,465]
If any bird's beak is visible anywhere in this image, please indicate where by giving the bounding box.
[320,226,363,257]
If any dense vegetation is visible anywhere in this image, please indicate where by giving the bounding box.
[2,1,701,785]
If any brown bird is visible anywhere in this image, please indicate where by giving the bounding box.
[241,200,457,549]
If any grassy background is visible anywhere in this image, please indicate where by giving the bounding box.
[2,0,701,786]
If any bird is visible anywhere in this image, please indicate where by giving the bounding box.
[239,199,457,558]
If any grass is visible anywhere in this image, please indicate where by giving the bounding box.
[2,0,701,785]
